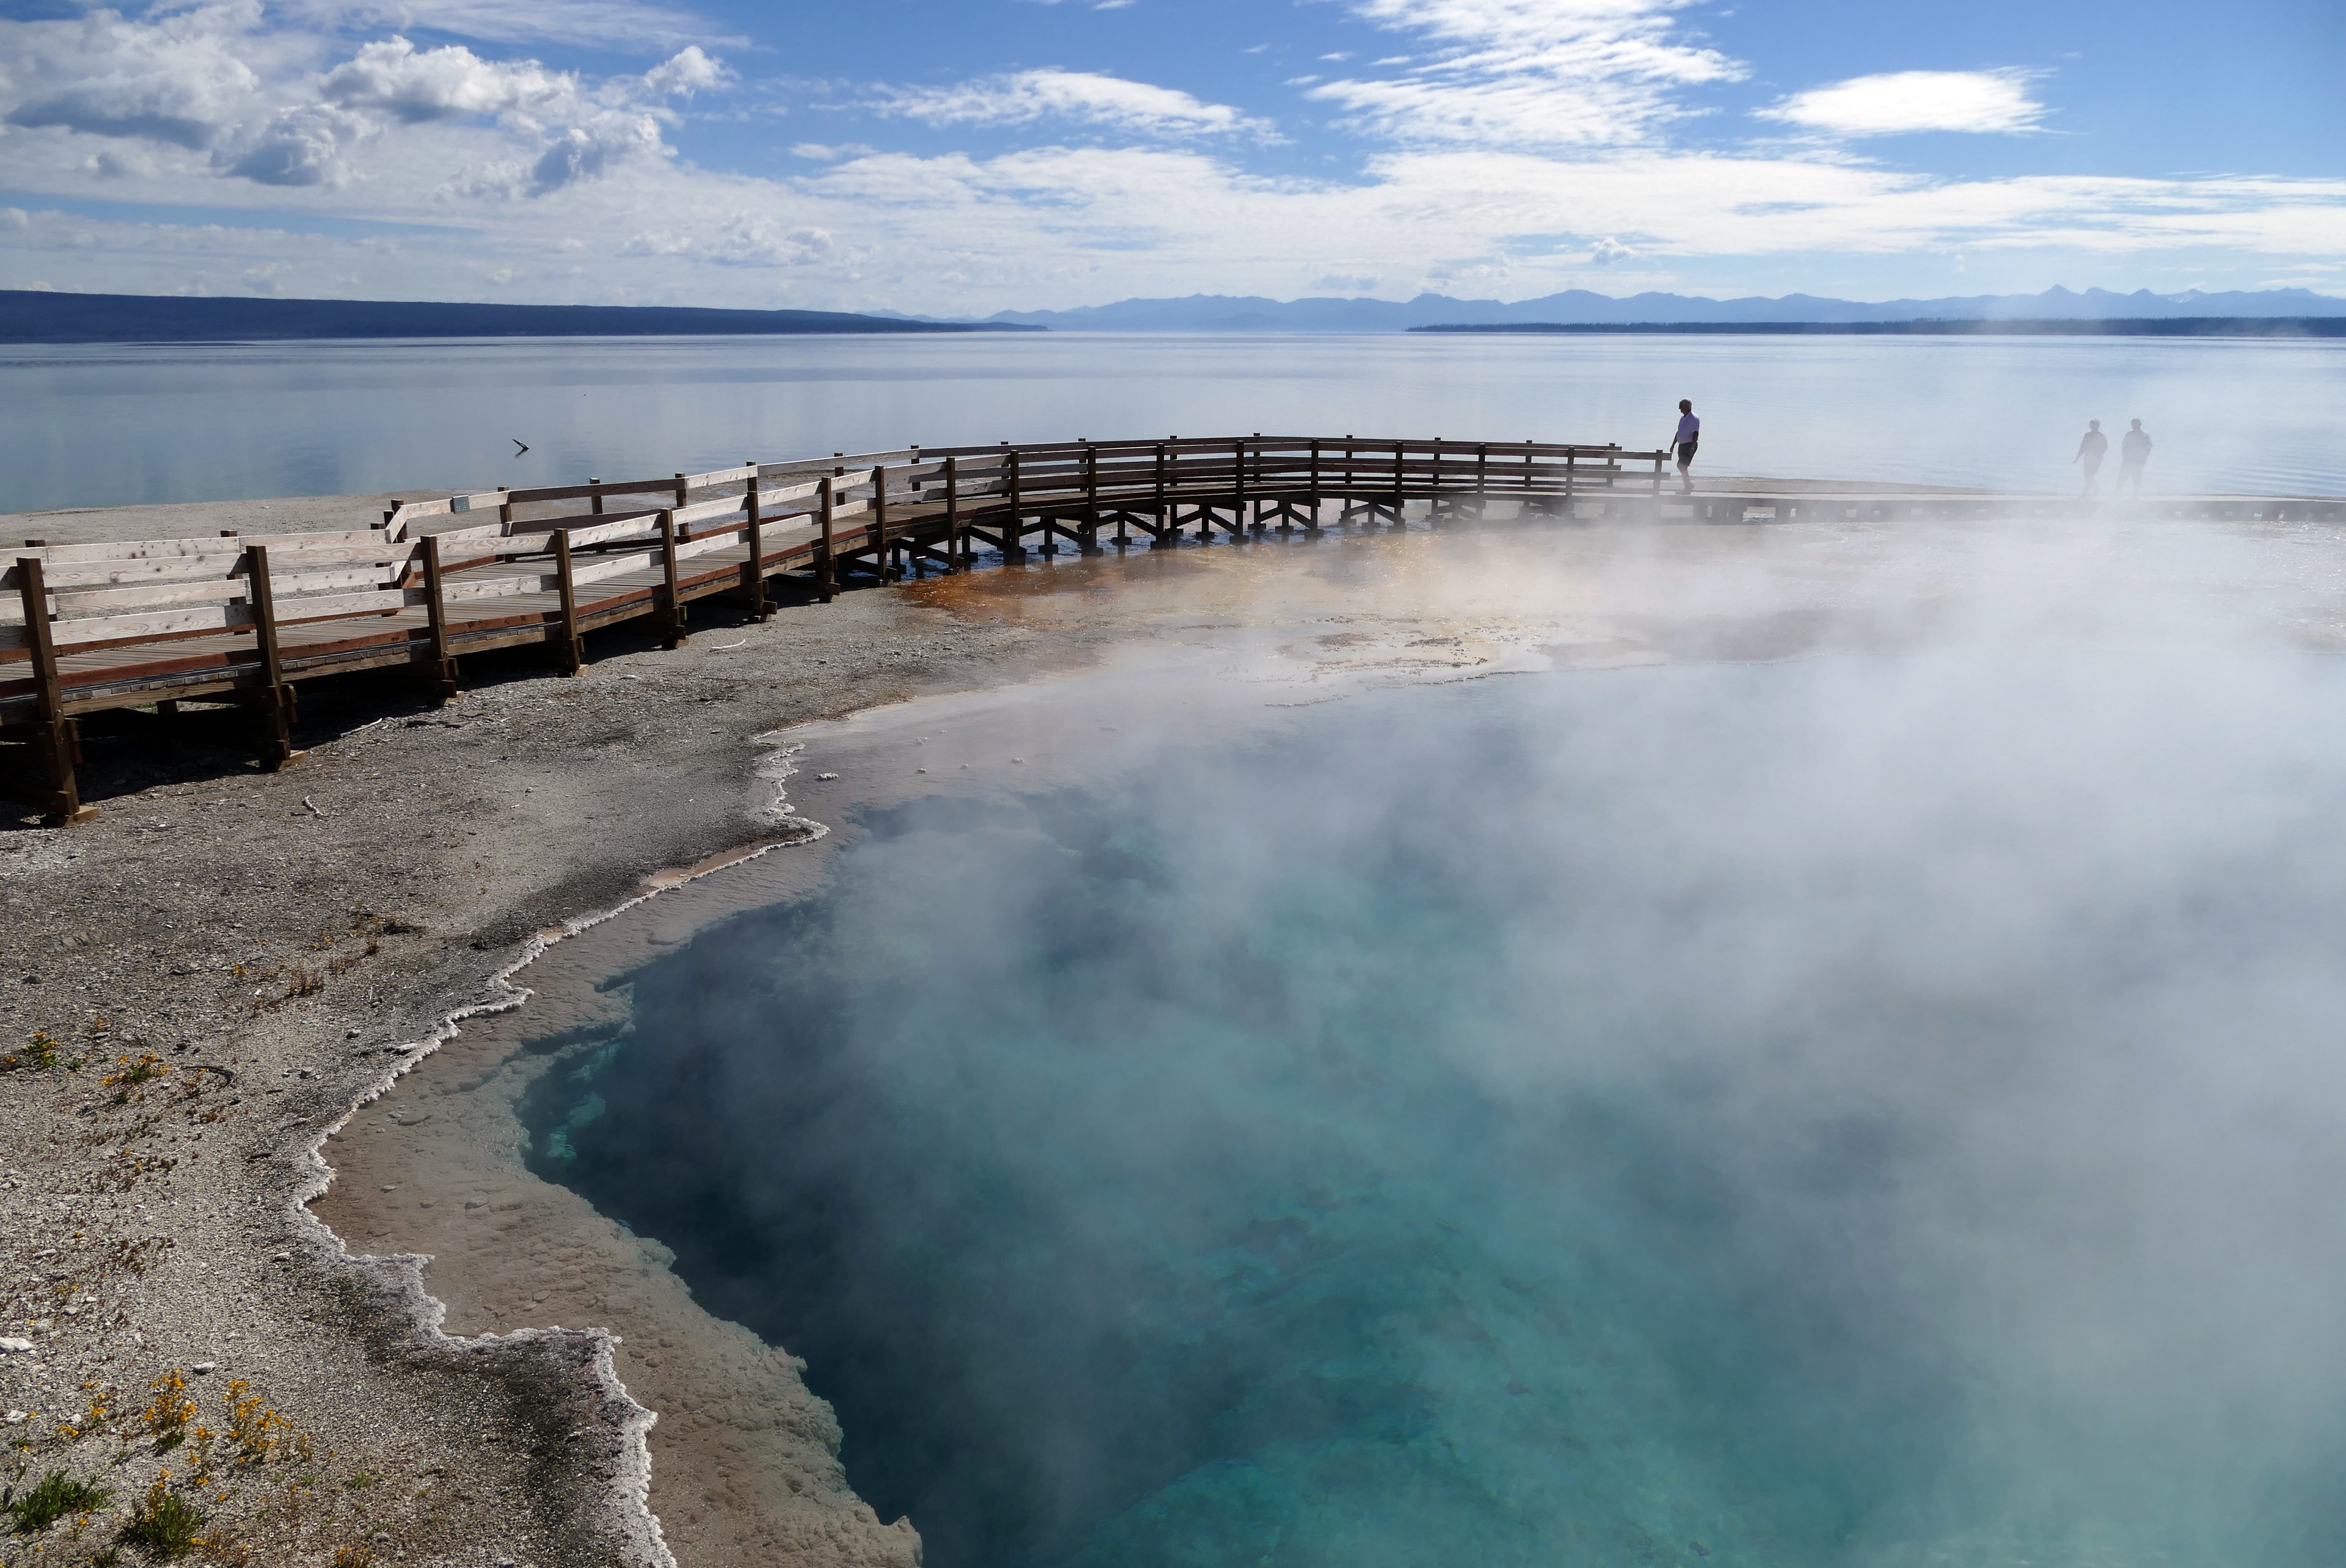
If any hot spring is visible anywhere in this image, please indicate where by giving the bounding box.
[517,527,2346,1568]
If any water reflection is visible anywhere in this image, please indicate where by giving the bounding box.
[6,333,2341,513]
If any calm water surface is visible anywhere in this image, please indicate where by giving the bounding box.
[5,333,2341,514]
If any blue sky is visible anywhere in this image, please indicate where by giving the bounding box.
[0,0,2338,312]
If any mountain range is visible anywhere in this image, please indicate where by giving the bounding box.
[941,286,2346,332]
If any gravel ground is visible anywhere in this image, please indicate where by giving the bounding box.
[1,487,1113,1567]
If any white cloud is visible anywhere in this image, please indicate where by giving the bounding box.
[86,145,163,180]
[877,68,1275,140]
[641,45,731,100]
[2,141,2340,315]
[527,111,667,194]
[0,0,2331,314]
[1761,70,2047,137]
[3,4,269,150]
[1307,0,1745,148]
[0,9,727,203]
[280,0,733,51]
[221,102,371,186]
[321,38,571,123]
[624,214,841,266]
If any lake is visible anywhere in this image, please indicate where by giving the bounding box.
[4,333,2341,516]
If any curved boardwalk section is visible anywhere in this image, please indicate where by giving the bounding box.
[5,433,2341,823]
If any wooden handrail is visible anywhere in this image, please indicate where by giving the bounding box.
[3,428,1805,822]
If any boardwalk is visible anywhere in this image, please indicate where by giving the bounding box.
[6,433,2342,825]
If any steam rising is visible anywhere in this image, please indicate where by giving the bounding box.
[528,513,2346,1567]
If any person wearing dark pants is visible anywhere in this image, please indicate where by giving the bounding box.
[1672,399,1699,494]
[2074,420,2108,495]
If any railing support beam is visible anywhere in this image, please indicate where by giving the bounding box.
[246,542,305,770]
[10,555,95,825]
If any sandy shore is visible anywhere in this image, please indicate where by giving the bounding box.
[9,484,2344,1567]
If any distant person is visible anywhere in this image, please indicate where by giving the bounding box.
[2074,419,2108,495]
[2117,419,2152,497]
[1672,399,1699,494]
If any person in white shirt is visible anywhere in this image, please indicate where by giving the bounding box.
[2074,420,2109,495]
[2117,420,2152,497]
[1672,400,1699,494]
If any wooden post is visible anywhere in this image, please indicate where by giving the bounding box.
[417,534,461,706]
[817,476,837,602]
[552,531,585,674]
[1155,443,1170,545]
[590,478,604,517]
[1233,438,1249,544]
[871,464,890,580]
[674,472,690,511]
[1392,442,1406,528]
[497,486,513,528]
[1249,434,1266,536]
[245,544,305,768]
[742,464,772,619]
[1004,448,1025,561]
[1651,451,1664,500]
[1193,442,1215,544]
[12,556,95,825]
[658,509,687,647]
[1306,440,1321,535]
[1082,443,1102,555]
[1475,443,1488,521]
[1566,449,1577,508]
[1110,445,1129,549]
[945,456,964,569]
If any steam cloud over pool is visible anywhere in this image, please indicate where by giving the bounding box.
[527,644,2346,1568]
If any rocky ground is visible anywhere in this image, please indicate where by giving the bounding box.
[0,486,1116,1567]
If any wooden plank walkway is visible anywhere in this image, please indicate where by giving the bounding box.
[6,433,2341,824]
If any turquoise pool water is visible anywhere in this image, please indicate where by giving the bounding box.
[525,655,2346,1567]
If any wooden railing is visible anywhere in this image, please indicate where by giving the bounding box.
[1,433,1662,822]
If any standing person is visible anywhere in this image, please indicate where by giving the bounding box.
[2073,419,2108,495]
[1672,399,1699,494]
[2117,419,2152,497]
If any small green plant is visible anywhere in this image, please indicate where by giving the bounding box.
[142,1371,196,1453]
[2,1030,64,1073]
[117,1479,205,1560]
[6,1469,115,1534]
[220,1382,290,1468]
[103,1054,164,1102]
